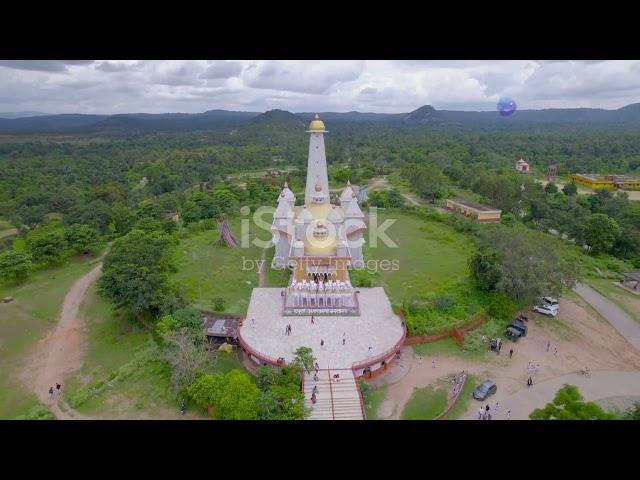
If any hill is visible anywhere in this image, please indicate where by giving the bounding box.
[2,104,640,135]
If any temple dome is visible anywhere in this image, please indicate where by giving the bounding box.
[307,113,326,132]
[298,207,314,222]
[280,182,295,201]
[340,181,355,201]
[327,206,343,223]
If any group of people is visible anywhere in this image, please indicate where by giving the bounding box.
[451,371,466,398]
[478,403,511,420]
[48,383,62,399]
[288,277,355,308]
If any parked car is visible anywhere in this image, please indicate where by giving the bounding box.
[533,304,558,317]
[505,317,528,340]
[541,297,559,307]
[473,380,497,400]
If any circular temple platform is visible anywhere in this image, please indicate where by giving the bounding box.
[239,287,405,373]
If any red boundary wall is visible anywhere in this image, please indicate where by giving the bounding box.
[402,314,485,346]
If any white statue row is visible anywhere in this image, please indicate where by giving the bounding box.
[288,279,354,308]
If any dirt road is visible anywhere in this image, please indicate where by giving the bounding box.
[463,370,640,420]
[21,262,103,419]
[0,227,17,239]
[377,297,640,419]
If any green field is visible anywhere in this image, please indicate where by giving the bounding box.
[0,218,13,231]
[362,210,475,305]
[0,255,101,418]
[400,383,449,420]
[362,385,387,420]
[172,217,276,315]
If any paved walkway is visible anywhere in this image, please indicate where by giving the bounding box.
[243,287,404,369]
[574,283,640,351]
[464,371,640,420]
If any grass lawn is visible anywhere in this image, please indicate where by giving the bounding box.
[361,210,475,306]
[400,382,448,420]
[585,277,640,323]
[172,217,274,315]
[443,374,477,419]
[413,337,489,362]
[362,385,387,420]
[0,218,13,230]
[0,254,102,419]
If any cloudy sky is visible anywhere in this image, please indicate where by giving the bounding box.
[1,60,639,115]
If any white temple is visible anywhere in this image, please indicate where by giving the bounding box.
[270,114,367,315]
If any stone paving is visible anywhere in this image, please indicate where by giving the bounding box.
[242,287,404,369]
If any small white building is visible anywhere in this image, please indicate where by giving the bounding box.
[516,158,530,174]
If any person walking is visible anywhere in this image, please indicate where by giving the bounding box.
[478,407,484,419]
[311,315,314,325]
[495,401,499,413]
[320,339,325,349]
[251,318,255,327]
[55,383,61,396]
[432,359,436,368]
[342,337,346,346]
[546,340,551,352]
[509,348,513,359]
[313,372,318,382]
[527,376,533,387]
[48,386,54,399]
[554,347,558,357]
[506,409,511,420]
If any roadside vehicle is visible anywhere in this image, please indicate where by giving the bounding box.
[473,380,497,400]
[533,304,558,317]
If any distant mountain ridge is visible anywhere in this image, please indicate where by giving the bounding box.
[1,104,640,134]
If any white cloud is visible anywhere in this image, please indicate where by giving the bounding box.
[0,60,639,114]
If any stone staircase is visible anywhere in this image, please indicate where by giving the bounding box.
[303,369,365,420]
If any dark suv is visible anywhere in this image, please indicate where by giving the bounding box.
[473,380,497,400]
[505,317,528,340]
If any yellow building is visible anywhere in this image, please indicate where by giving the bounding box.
[568,174,640,190]
[446,198,501,223]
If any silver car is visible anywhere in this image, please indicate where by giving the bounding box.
[533,304,558,317]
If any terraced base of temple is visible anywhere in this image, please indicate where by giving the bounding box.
[240,287,405,370]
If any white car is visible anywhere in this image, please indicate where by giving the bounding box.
[533,304,558,317]
[542,297,559,307]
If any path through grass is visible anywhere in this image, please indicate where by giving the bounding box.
[0,255,101,418]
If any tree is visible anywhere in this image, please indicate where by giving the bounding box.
[530,384,618,420]
[0,250,33,282]
[187,374,218,416]
[562,181,578,196]
[468,245,502,291]
[544,182,558,194]
[65,224,101,254]
[623,401,640,420]
[161,329,214,394]
[98,229,179,318]
[26,230,67,265]
[292,346,316,372]
[210,369,260,420]
[582,213,621,254]
[472,226,577,303]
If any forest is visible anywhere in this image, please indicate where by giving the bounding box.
[2,120,639,418]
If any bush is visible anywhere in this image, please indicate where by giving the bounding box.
[14,405,56,420]
[212,297,226,312]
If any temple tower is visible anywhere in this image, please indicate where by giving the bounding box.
[304,114,330,205]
